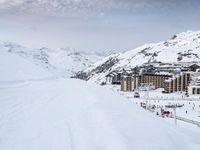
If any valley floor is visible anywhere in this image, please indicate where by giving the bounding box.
[0,79,200,150]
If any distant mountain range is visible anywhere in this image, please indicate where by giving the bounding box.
[1,30,200,81]
[76,30,200,83]
[0,41,104,77]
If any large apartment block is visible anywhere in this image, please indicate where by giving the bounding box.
[141,74,172,89]
[121,75,141,92]
[121,73,173,92]
[187,77,200,96]
[121,72,191,93]
[187,86,200,96]
[163,73,191,93]
[107,63,199,93]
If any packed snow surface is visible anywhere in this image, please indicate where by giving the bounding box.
[0,50,200,150]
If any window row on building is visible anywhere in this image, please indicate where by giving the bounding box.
[187,86,200,96]
[163,73,190,93]
[121,75,140,91]
[120,73,191,93]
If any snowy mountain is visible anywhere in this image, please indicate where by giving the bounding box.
[0,41,103,77]
[0,49,200,150]
[0,50,53,82]
[77,30,200,83]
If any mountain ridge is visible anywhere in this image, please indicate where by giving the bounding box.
[0,41,104,77]
[76,30,200,83]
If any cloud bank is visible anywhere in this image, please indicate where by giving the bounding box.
[0,0,197,16]
[0,0,199,52]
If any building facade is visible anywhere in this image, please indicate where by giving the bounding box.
[187,78,200,96]
[189,64,200,72]
[187,86,200,96]
[141,74,172,89]
[121,75,141,92]
[105,71,122,85]
[164,73,191,93]
[121,73,172,92]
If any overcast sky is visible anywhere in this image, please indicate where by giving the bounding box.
[0,0,200,52]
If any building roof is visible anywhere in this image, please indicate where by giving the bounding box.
[188,85,200,88]
[155,71,173,76]
[164,79,172,83]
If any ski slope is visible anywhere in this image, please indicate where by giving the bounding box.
[0,50,200,150]
[1,79,200,150]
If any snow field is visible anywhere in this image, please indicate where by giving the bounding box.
[0,79,200,150]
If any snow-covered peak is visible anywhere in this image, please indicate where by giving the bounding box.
[174,30,200,40]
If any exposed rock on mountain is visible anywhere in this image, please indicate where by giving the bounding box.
[77,30,200,83]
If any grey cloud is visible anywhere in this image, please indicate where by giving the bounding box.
[0,0,194,16]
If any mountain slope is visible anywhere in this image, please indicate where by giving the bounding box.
[78,30,200,83]
[0,50,53,82]
[0,41,103,77]
[0,52,200,150]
